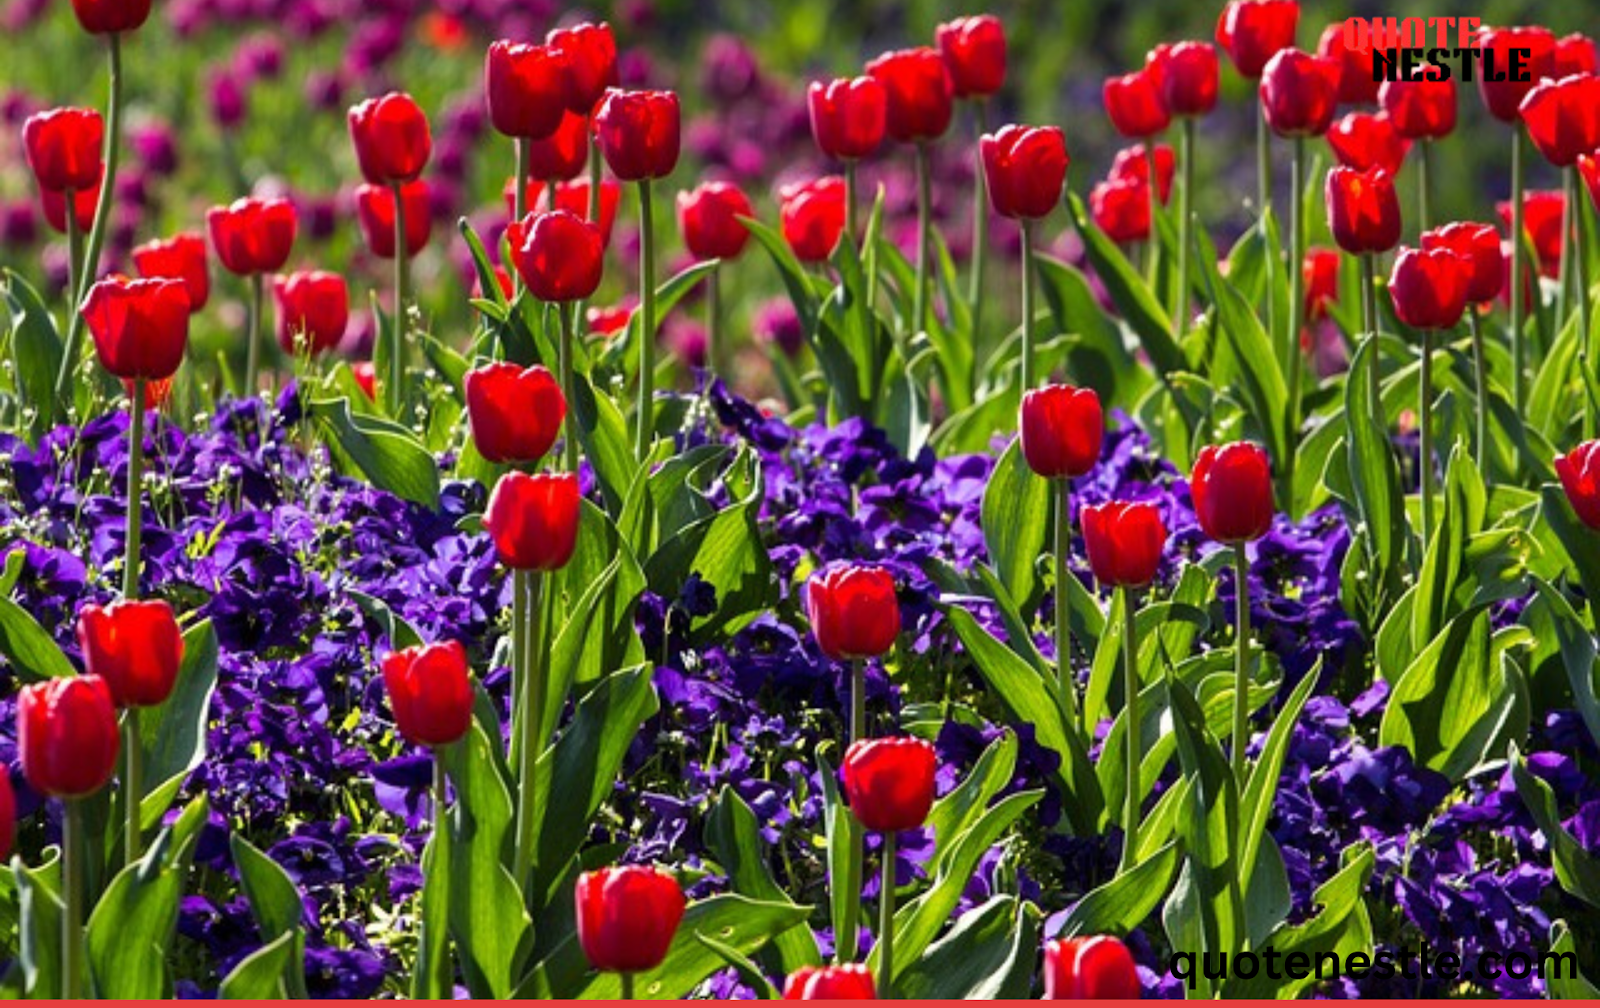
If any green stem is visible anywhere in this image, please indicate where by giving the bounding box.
[1361,253,1380,425]
[56,32,122,408]
[559,304,579,472]
[509,567,527,770]
[705,265,720,378]
[1144,141,1161,282]
[512,139,530,299]
[1417,138,1432,235]
[1230,545,1251,784]
[1175,117,1196,336]
[588,132,603,225]
[1469,307,1490,471]
[392,181,411,408]
[1054,478,1077,720]
[123,706,142,866]
[877,831,897,999]
[63,799,85,998]
[123,378,145,598]
[1574,166,1593,389]
[244,274,263,399]
[967,99,990,360]
[1258,109,1277,352]
[837,656,866,964]
[1118,586,1141,873]
[512,571,545,888]
[1510,128,1526,415]
[1020,220,1036,389]
[1287,136,1305,426]
[620,972,636,999]
[64,187,82,322]
[913,142,932,337]
[1419,327,1435,551]
[844,160,859,248]
[636,180,657,461]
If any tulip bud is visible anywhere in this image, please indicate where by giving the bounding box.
[485,41,569,140]
[1326,111,1409,176]
[506,210,605,303]
[806,565,900,660]
[548,22,619,116]
[352,361,377,401]
[1476,27,1556,123]
[484,471,581,571]
[779,176,847,263]
[19,675,120,798]
[783,964,876,999]
[980,124,1069,220]
[1518,74,1600,168]
[133,233,210,312]
[70,0,151,35]
[1081,501,1167,588]
[1556,442,1600,529]
[1497,189,1565,279]
[355,181,432,260]
[1103,70,1170,139]
[1215,0,1299,79]
[382,640,474,748]
[207,197,297,276]
[75,599,184,709]
[1020,384,1103,480]
[1043,935,1141,999]
[1149,41,1219,117]
[1388,246,1471,331]
[841,736,938,833]
[575,865,685,973]
[593,89,681,182]
[1553,33,1598,77]
[81,276,191,381]
[1421,221,1502,305]
[1191,442,1274,543]
[866,48,955,143]
[22,107,103,193]
[1316,21,1378,105]
[348,92,433,185]
[1109,144,1175,203]
[273,271,349,356]
[464,362,566,465]
[1324,166,1401,255]
[1303,245,1339,321]
[1259,48,1341,138]
[1378,77,1456,141]
[807,77,888,160]
[677,181,753,261]
[936,15,1006,98]
[525,110,592,183]
[1090,177,1151,243]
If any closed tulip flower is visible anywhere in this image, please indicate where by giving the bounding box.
[1317,21,1378,105]
[1325,165,1401,254]
[348,92,432,185]
[1215,0,1299,79]
[1554,33,1599,77]
[381,640,474,748]
[1518,74,1600,168]
[593,89,681,182]
[981,124,1069,220]
[355,181,431,259]
[522,178,623,245]
[1150,41,1219,117]
[19,675,119,798]
[1556,441,1600,529]
[1379,77,1456,140]
[936,15,1006,98]
[1326,111,1409,175]
[1090,177,1151,243]
[133,233,209,311]
[1259,49,1341,137]
[548,21,618,115]
[484,471,581,571]
[783,964,876,999]
[1043,935,1141,999]
[841,736,938,833]
[1020,384,1103,479]
[1477,27,1556,123]
[677,181,752,261]
[1304,245,1340,321]
[207,197,297,276]
[808,77,888,160]
[1103,69,1170,139]
[807,565,900,660]
[1110,143,1175,203]
[525,110,591,181]
[464,362,566,464]
[1388,246,1471,330]
[273,271,349,356]
[22,107,103,193]
[1497,190,1565,278]
[81,276,190,381]
[1191,442,1274,543]
[40,175,99,234]
[575,865,685,974]
[779,176,847,263]
[70,0,151,34]
[485,41,568,140]
[866,48,955,143]
[506,210,604,302]
[1421,222,1502,305]
[352,361,377,401]
[76,599,184,708]
[1082,501,1167,588]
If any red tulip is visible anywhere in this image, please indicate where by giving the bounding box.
[1215,0,1300,79]
[841,736,937,833]
[806,565,900,660]
[1090,177,1151,244]
[464,362,566,465]
[1325,111,1409,175]
[18,675,119,798]
[1497,189,1565,278]
[1081,501,1166,588]
[352,361,377,401]
[1476,26,1556,123]
[70,0,151,34]
[980,124,1069,220]
[1191,442,1274,543]
[1518,74,1600,168]
[1553,33,1599,77]
[1378,77,1455,140]
[807,77,888,161]
[779,176,847,263]
[0,771,12,862]
[1498,238,1538,313]
[1325,165,1401,255]
[1109,144,1175,203]
[22,107,103,193]
[132,233,209,312]
[1020,384,1103,479]
[677,181,753,261]
[485,41,568,140]
[1556,441,1600,529]
[548,21,618,115]
[783,964,876,999]
[355,181,432,260]
[593,88,681,182]
[483,471,581,571]
[1582,153,1600,214]
[575,867,685,976]
[1316,21,1378,105]
[81,276,190,381]
[273,270,349,356]
[1421,221,1502,305]
[1149,41,1219,117]
[525,110,591,182]
[1388,246,1471,330]
[40,173,100,234]
[1259,49,1341,137]
[1103,70,1170,139]
[936,15,1007,98]
[521,178,623,245]
[382,640,474,748]
[348,92,432,185]
[1303,245,1339,321]
[866,48,955,143]
[1043,935,1141,999]
[207,196,297,276]
[506,210,605,303]
[589,303,635,336]
[75,599,184,708]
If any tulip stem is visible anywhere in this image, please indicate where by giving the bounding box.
[844,160,859,251]
[1419,327,1435,551]
[1118,586,1140,873]
[509,568,527,760]
[620,973,636,999]
[559,304,579,472]
[1020,220,1036,390]
[1361,253,1380,426]
[63,188,82,322]
[1417,138,1432,235]
[1175,117,1196,336]
[877,831,897,999]
[1468,307,1490,471]
[1257,108,1277,351]
[55,31,122,412]
[391,181,411,411]
[706,265,721,378]
[836,656,866,965]
[1053,478,1077,718]
[123,378,145,598]
[1510,128,1526,415]
[636,180,658,462]
[1286,135,1305,428]
[513,571,545,891]
[244,274,263,400]
[1573,166,1593,399]
[1230,544,1251,785]
[123,706,142,866]
[968,98,990,360]
[913,142,932,338]
[512,139,529,299]
[1145,141,1161,282]
[63,798,85,998]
